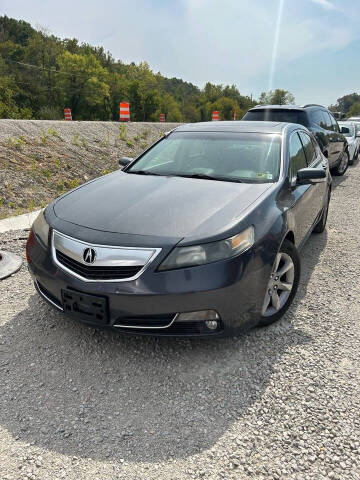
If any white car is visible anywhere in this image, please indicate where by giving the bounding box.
[338,122,360,164]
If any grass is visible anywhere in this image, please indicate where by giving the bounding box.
[119,125,127,141]
[69,178,81,189]
[47,127,59,137]
[126,140,134,148]
[40,132,48,145]
[73,132,80,146]
[41,168,51,180]
[28,199,35,211]
[8,136,26,150]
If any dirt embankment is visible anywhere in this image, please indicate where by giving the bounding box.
[0,120,182,219]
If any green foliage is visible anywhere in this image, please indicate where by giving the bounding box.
[118,125,127,140]
[259,89,295,105]
[329,93,360,116]
[41,168,51,179]
[8,135,25,149]
[348,102,360,117]
[126,139,134,147]
[69,178,81,189]
[38,106,62,120]
[0,16,261,122]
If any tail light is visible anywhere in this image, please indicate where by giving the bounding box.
[26,229,35,263]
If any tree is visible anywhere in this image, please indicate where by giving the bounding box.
[348,102,360,117]
[128,80,144,121]
[259,89,295,105]
[57,51,110,119]
[330,93,360,116]
[143,90,160,121]
[211,96,238,120]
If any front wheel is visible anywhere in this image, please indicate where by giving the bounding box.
[257,240,300,327]
[332,150,349,176]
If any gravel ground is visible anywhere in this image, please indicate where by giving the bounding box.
[0,164,360,479]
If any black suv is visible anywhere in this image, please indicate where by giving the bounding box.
[242,104,349,175]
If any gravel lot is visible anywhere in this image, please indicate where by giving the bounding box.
[1,164,360,479]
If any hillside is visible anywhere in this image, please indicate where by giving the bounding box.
[0,120,181,219]
[0,16,256,123]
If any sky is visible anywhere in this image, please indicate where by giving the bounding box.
[2,0,360,106]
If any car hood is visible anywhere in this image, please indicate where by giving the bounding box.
[53,171,272,241]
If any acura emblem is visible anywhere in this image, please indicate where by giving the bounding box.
[83,247,96,264]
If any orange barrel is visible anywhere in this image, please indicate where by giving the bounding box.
[160,113,165,122]
[64,108,72,121]
[212,111,220,121]
[120,102,130,122]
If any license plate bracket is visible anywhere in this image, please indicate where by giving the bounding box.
[61,289,109,325]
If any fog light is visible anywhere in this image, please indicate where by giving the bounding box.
[176,310,219,322]
[205,320,218,330]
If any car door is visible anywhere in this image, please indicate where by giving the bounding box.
[327,112,345,167]
[287,131,316,244]
[298,130,326,222]
[319,110,336,167]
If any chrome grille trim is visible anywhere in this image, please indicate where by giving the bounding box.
[51,229,162,282]
[35,280,64,311]
[113,314,179,329]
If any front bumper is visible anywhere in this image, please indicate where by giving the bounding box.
[27,231,271,337]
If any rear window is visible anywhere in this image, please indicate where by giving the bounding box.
[243,109,308,127]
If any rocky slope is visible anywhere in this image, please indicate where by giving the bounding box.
[0,120,181,219]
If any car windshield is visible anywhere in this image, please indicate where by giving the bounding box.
[339,123,355,137]
[127,131,281,183]
[243,109,308,126]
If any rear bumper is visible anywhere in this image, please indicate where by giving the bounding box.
[27,232,272,337]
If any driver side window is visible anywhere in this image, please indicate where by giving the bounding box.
[289,132,307,183]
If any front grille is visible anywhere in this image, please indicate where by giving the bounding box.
[56,250,142,280]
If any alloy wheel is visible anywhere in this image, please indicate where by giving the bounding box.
[262,252,295,317]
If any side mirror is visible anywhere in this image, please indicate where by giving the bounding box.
[118,156,133,168]
[340,126,350,134]
[297,168,326,185]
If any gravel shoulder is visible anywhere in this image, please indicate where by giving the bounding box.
[0,164,360,479]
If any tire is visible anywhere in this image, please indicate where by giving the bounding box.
[349,148,355,165]
[332,150,349,176]
[313,189,330,234]
[257,239,300,327]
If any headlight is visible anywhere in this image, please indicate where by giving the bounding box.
[32,209,50,247]
[158,226,254,271]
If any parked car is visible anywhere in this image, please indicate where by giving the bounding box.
[242,104,349,175]
[26,121,331,337]
[338,121,359,164]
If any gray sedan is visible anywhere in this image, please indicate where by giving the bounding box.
[26,121,331,337]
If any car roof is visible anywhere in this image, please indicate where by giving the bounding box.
[249,104,326,111]
[174,121,297,134]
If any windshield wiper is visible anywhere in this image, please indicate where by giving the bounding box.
[127,170,162,176]
[175,173,243,183]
